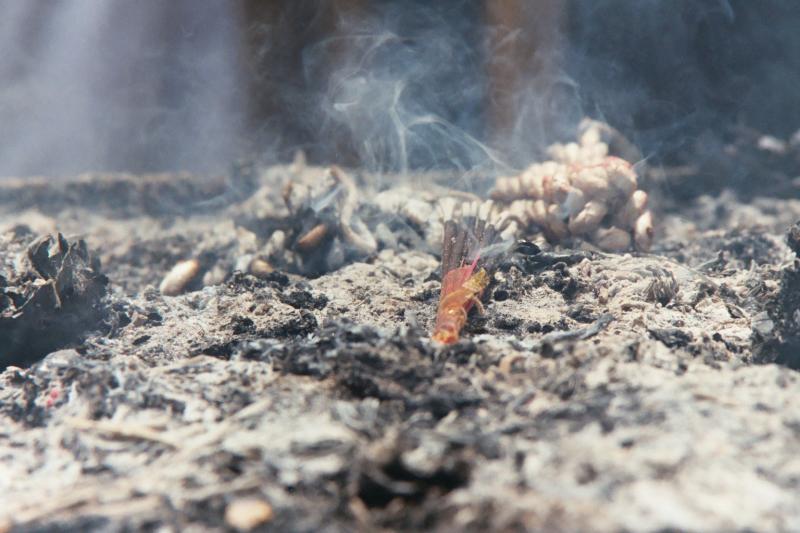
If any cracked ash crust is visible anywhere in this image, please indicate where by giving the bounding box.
[3,146,800,530]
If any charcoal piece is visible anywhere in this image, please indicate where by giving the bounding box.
[0,233,108,369]
[648,327,693,349]
[758,270,800,369]
[788,221,800,256]
[751,221,800,368]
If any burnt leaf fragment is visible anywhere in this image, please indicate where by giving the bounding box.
[0,233,108,368]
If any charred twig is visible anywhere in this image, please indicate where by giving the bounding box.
[540,313,613,345]
[66,417,179,448]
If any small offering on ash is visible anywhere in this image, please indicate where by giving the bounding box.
[491,119,654,252]
[432,199,515,344]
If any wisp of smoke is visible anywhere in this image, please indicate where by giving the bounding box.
[3,0,799,195]
[304,0,509,179]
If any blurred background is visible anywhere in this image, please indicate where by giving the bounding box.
[1,0,799,184]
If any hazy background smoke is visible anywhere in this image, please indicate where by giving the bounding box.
[242,0,504,176]
[308,0,495,174]
[564,0,800,163]
[246,0,800,180]
[0,1,243,177]
[1,0,799,185]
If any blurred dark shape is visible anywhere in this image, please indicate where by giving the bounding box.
[1,0,799,190]
[566,1,800,150]
[755,221,800,370]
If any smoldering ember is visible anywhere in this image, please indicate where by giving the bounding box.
[3,2,800,532]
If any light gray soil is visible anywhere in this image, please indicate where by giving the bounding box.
[2,166,800,532]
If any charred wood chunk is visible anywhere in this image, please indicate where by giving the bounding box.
[788,220,800,256]
[648,327,693,349]
[756,226,800,368]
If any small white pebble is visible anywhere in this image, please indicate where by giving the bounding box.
[225,498,274,531]
[249,257,274,278]
[595,227,631,252]
[159,258,200,296]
